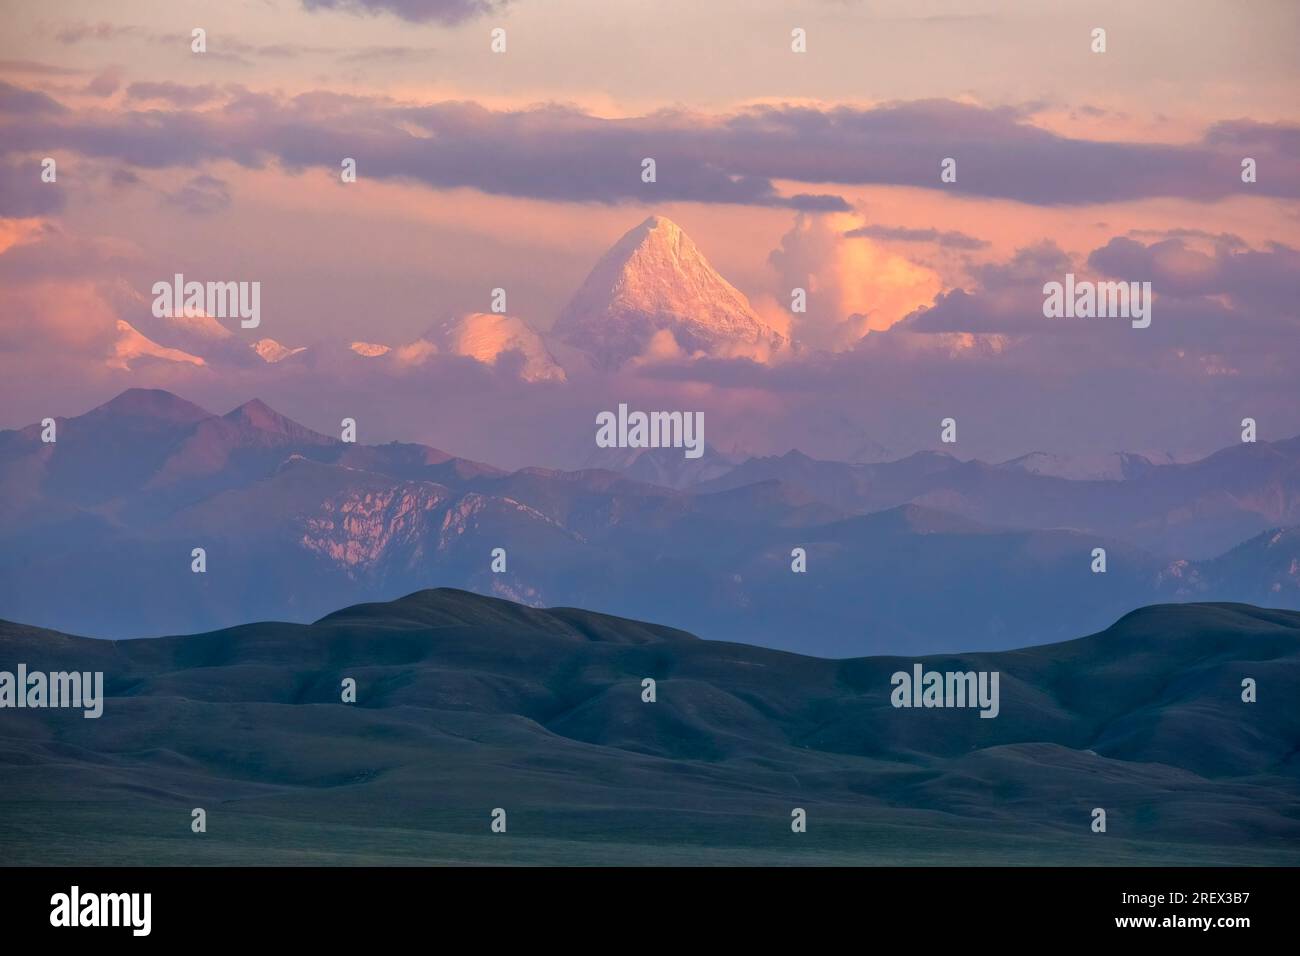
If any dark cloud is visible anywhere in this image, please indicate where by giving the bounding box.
[1089,236,1300,316]
[2,84,1296,209]
[972,241,1072,290]
[0,86,847,210]
[83,68,121,98]
[0,158,65,217]
[899,241,1072,334]
[1203,118,1300,156]
[704,100,1299,204]
[0,81,67,116]
[845,224,988,249]
[900,288,1008,334]
[0,222,143,279]
[161,173,232,215]
[300,0,509,25]
[898,234,1300,353]
[1127,227,1248,249]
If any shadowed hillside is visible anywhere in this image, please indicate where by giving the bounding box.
[1,592,1296,865]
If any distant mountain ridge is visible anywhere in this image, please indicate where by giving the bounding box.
[1,388,1299,652]
[995,449,1176,481]
[697,437,1300,557]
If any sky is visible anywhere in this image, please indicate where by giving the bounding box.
[1,0,1298,468]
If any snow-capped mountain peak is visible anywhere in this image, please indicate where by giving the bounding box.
[424,312,566,383]
[553,215,786,368]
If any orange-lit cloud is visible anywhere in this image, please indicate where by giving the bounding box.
[765,212,941,350]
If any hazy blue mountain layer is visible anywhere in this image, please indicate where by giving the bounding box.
[3,390,1299,654]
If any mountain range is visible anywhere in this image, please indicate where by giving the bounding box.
[1,590,1295,865]
[111,216,788,377]
[1,388,1298,653]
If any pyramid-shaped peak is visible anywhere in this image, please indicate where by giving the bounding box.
[553,216,786,368]
[224,398,332,443]
[229,397,275,416]
[633,214,683,238]
[89,388,212,423]
[225,397,282,427]
[606,215,696,262]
